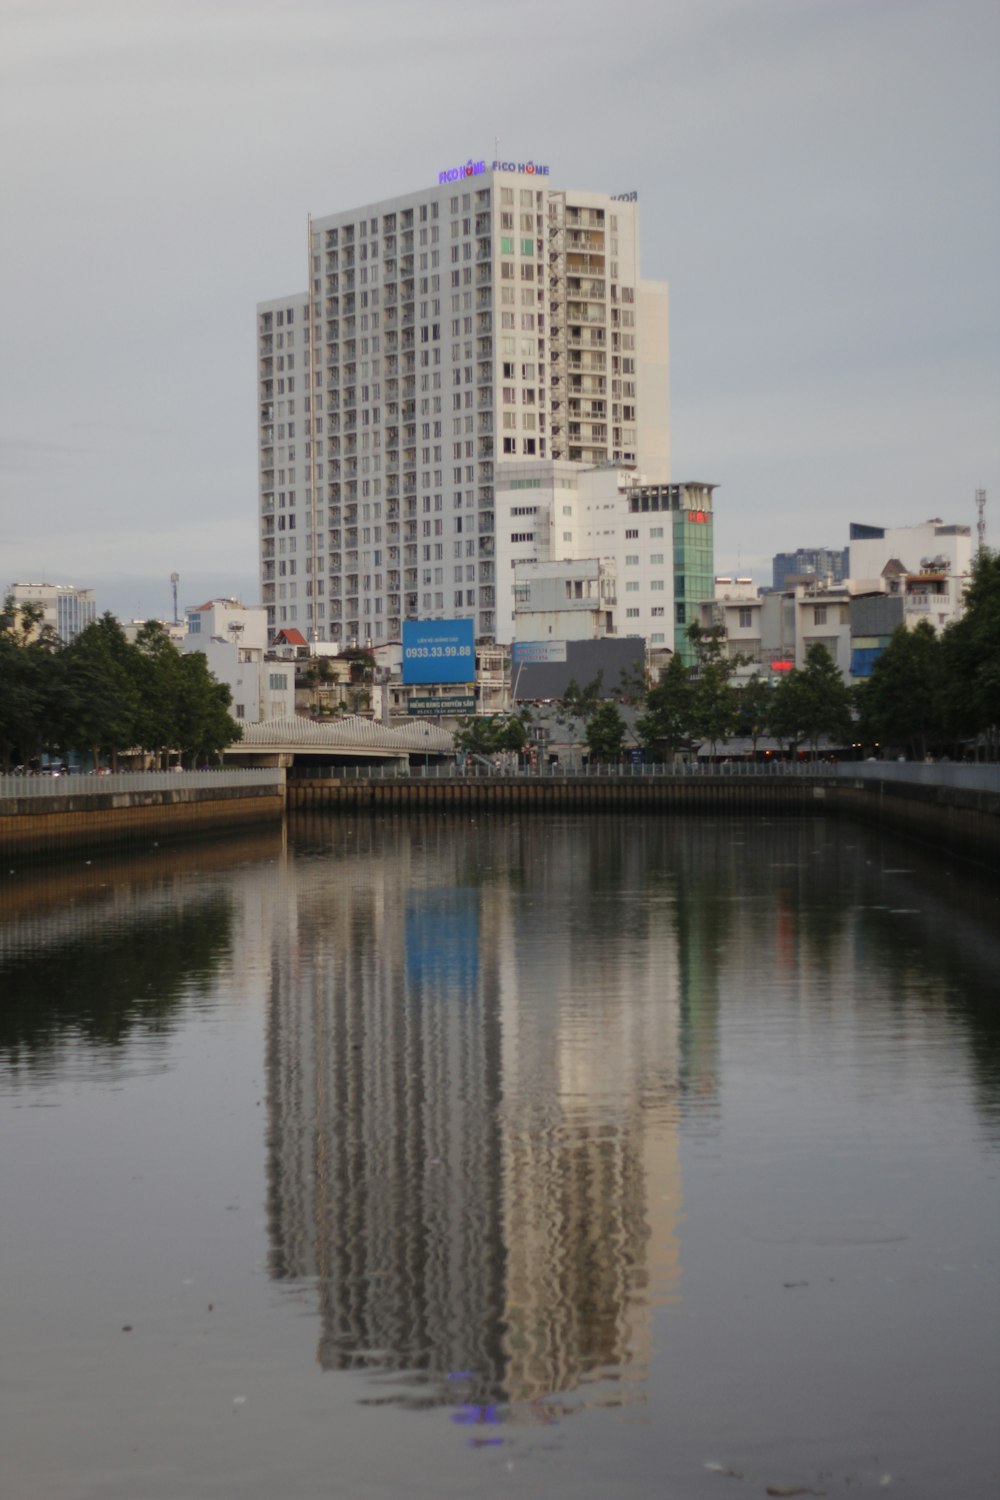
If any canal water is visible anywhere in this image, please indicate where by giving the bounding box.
[1,815,997,1500]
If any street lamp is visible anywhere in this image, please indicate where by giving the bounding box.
[424,724,429,773]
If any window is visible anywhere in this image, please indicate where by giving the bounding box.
[268,673,288,691]
[625,528,638,540]
[651,607,664,618]
[738,607,753,628]
[813,605,827,625]
[625,554,639,566]
[626,607,640,618]
[625,581,639,593]
[501,236,514,254]
[650,553,664,565]
[650,579,664,591]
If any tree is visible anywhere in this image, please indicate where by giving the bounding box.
[692,660,737,757]
[585,701,625,763]
[497,715,527,754]
[685,620,753,757]
[0,594,59,769]
[454,713,527,761]
[859,621,944,759]
[685,620,729,668]
[175,653,242,766]
[556,673,603,768]
[769,644,852,757]
[131,622,184,766]
[735,676,772,757]
[635,653,695,760]
[940,548,1000,757]
[558,672,603,720]
[61,615,139,769]
[617,657,648,705]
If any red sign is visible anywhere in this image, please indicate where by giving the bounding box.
[770,660,794,672]
[687,511,708,523]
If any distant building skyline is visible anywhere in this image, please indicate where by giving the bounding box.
[8,581,96,644]
[771,546,848,592]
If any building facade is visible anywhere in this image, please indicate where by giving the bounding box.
[182,598,295,725]
[496,465,715,661]
[258,162,670,648]
[771,546,848,591]
[9,582,96,644]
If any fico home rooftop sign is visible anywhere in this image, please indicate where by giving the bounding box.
[437,158,551,184]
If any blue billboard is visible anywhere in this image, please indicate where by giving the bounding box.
[402,618,475,685]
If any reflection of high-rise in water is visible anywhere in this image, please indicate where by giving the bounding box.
[266,816,689,1413]
[495,819,685,1406]
[266,819,506,1399]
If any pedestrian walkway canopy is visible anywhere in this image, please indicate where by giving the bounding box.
[224,715,454,768]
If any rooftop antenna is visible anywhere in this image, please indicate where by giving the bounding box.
[976,488,987,555]
[170,572,179,624]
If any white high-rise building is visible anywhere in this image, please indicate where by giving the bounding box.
[257,160,670,646]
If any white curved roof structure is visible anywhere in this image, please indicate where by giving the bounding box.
[232,715,454,755]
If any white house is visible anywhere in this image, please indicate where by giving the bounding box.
[182,598,295,725]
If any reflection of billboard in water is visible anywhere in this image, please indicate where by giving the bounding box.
[405,889,479,994]
[402,618,475,685]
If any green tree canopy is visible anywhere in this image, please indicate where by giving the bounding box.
[585,701,626,763]
[859,620,944,759]
[940,548,1000,754]
[635,653,695,759]
[734,676,772,755]
[692,659,737,755]
[768,643,852,756]
[0,603,242,771]
[454,714,526,759]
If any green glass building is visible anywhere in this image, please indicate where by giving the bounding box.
[626,482,717,665]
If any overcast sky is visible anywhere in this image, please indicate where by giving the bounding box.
[2,0,998,623]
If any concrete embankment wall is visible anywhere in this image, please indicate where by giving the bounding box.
[287,769,1000,868]
[0,771,285,858]
[288,774,817,814]
[826,775,999,869]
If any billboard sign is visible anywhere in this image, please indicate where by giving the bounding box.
[402,619,475,685]
[407,695,476,716]
[511,640,568,665]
